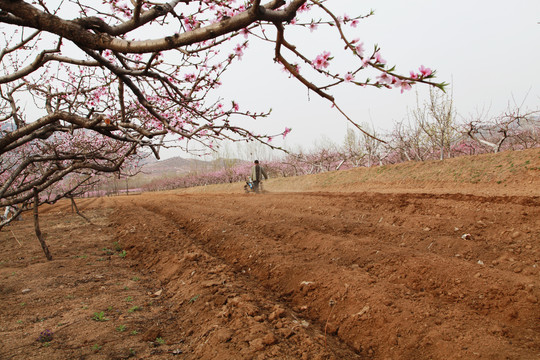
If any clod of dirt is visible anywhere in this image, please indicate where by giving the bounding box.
[214,328,233,343]
[268,307,286,321]
[261,333,278,345]
[142,325,162,342]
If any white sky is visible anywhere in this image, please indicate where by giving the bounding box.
[174,0,539,159]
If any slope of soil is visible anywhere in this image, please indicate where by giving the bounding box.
[0,149,539,359]
[181,148,540,196]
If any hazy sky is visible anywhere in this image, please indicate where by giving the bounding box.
[186,0,540,158]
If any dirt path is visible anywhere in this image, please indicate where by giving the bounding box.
[1,162,539,358]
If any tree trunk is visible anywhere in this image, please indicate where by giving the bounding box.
[33,188,52,261]
[69,196,92,224]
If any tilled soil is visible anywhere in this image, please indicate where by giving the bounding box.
[1,186,539,359]
[112,191,540,360]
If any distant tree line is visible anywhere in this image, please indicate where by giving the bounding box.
[136,90,539,192]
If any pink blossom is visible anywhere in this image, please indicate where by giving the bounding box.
[360,57,370,67]
[309,23,318,32]
[344,72,354,82]
[376,73,391,84]
[354,42,365,57]
[400,82,412,93]
[234,44,244,59]
[183,18,195,31]
[409,71,418,79]
[283,127,292,138]
[232,101,239,111]
[298,3,310,12]
[351,19,359,27]
[374,51,386,65]
[419,65,432,77]
[240,28,249,38]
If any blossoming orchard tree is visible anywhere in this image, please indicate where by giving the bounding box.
[0,0,445,235]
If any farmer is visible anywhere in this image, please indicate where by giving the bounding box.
[250,160,268,193]
[2,205,20,222]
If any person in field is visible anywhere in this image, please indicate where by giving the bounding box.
[2,205,21,222]
[250,160,268,193]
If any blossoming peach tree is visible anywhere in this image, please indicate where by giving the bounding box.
[0,0,445,229]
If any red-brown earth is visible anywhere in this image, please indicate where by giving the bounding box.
[1,149,539,359]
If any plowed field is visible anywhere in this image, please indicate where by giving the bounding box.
[1,149,539,359]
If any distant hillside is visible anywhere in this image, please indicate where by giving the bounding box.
[141,157,213,176]
[140,156,247,177]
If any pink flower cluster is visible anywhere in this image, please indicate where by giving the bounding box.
[313,51,332,70]
[376,73,412,93]
[410,65,433,79]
